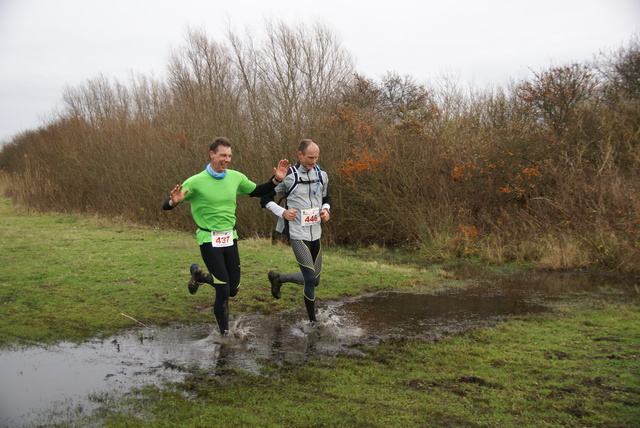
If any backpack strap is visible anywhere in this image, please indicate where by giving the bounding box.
[281,164,324,201]
[314,164,324,186]
[284,165,300,198]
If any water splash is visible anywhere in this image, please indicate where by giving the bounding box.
[1,270,637,427]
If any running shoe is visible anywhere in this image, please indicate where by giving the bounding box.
[268,270,282,299]
[188,264,203,295]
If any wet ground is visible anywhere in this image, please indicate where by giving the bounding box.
[1,269,638,427]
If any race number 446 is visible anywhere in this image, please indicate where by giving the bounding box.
[301,208,320,227]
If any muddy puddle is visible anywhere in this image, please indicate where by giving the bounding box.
[1,270,637,427]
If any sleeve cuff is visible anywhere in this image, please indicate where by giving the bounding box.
[266,201,286,217]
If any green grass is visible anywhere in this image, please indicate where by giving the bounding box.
[0,197,444,346]
[97,303,639,428]
[1,197,638,427]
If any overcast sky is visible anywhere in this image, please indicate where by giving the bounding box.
[0,0,638,143]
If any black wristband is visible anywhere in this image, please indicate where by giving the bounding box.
[162,197,176,210]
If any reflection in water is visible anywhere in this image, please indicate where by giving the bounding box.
[0,271,637,426]
[342,290,543,340]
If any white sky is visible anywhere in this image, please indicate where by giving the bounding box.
[0,0,639,143]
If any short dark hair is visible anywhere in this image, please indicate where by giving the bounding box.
[297,139,317,154]
[210,137,232,153]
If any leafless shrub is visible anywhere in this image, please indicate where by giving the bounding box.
[1,27,638,271]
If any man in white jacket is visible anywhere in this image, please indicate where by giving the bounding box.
[261,139,331,323]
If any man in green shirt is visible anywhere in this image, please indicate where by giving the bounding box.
[163,137,289,334]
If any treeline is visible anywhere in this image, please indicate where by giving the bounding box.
[1,21,638,271]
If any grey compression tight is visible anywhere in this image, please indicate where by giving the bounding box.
[279,239,322,321]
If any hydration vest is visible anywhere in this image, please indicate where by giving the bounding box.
[283,164,324,199]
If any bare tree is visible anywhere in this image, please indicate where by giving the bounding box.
[229,19,354,148]
[515,63,596,136]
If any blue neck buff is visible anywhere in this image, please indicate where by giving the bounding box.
[206,164,226,179]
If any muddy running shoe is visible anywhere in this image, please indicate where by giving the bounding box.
[268,270,282,299]
[188,264,203,295]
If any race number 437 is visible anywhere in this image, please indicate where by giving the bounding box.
[211,229,233,247]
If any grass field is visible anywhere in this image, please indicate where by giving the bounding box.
[0,197,446,346]
[1,198,638,427]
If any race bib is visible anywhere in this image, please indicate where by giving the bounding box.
[301,207,320,227]
[211,229,233,247]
